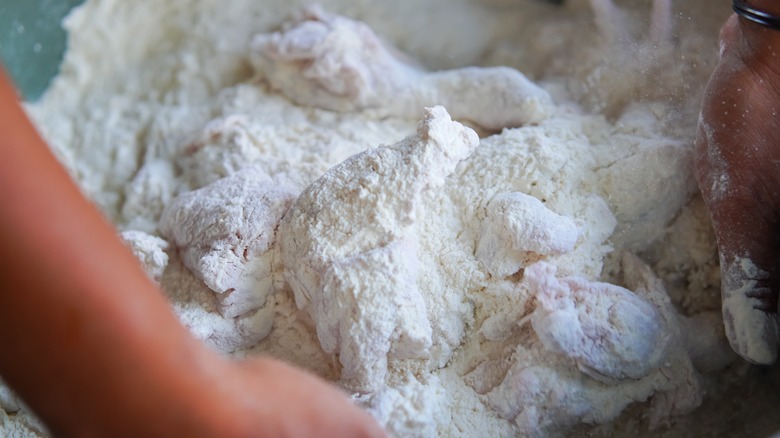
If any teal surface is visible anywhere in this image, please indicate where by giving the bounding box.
[0,0,85,100]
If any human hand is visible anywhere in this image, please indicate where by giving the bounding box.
[189,356,386,438]
[0,66,384,438]
[695,11,780,364]
[71,350,387,438]
[0,66,382,437]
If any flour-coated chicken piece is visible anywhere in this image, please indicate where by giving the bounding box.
[278,106,478,391]
[476,192,580,278]
[250,7,552,131]
[160,166,297,318]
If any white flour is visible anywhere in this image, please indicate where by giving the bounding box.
[6,0,774,437]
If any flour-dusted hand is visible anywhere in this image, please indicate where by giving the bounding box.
[695,12,780,364]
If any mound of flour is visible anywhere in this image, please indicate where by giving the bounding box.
[5,0,762,436]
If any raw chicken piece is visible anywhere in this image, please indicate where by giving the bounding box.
[353,374,446,437]
[476,192,580,278]
[485,255,700,434]
[119,230,170,283]
[619,253,702,426]
[250,7,552,131]
[320,240,431,388]
[160,166,297,318]
[595,110,696,252]
[178,115,264,189]
[278,106,478,391]
[159,256,277,354]
[525,260,669,382]
[121,159,177,233]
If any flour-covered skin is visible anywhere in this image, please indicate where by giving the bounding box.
[476,192,580,278]
[250,7,552,131]
[695,15,780,365]
[160,167,297,318]
[278,106,478,391]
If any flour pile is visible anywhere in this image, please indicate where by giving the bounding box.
[4,0,762,436]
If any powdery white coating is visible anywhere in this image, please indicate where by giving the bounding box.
[525,261,669,382]
[354,375,447,437]
[177,115,266,190]
[0,409,47,438]
[476,280,533,342]
[319,240,432,389]
[0,383,20,414]
[594,105,697,252]
[163,257,277,353]
[160,166,297,318]
[250,7,552,131]
[119,230,170,283]
[15,1,746,436]
[476,192,580,278]
[540,1,691,119]
[121,160,178,233]
[619,253,702,427]
[250,6,418,113]
[720,256,780,365]
[484,254,701,435]
[278,106,478,391]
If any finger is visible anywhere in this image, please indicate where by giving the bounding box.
[694,34,780,364]
[696,115,780,364]
[718,14,741,58]
[243,358,387,437]
[701,179,780,364]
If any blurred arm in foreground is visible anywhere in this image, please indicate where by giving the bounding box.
[0,68,383,437]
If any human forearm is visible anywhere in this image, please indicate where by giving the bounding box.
[0,70,224,435]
